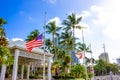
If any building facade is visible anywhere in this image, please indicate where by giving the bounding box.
[116,58,120,66]
[99,52,109,63]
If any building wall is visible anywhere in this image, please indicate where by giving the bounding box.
[99,52,109,63]
[116,58,120,66]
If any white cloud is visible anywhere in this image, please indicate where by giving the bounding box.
[75,22,90,39]
[12,38,24,41]
[48,17,62,27]
[90,5,108,26]
[81,10,91,19]
[82,0,120,62]
[90,0,120,40]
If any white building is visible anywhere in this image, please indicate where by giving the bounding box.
[0,40,53,80]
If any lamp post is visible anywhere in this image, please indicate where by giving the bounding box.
[90,44,95,80]
[81,27,88,80]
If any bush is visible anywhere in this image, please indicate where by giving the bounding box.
[52,75,75,79]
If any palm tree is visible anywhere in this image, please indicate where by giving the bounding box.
[46,21,61,62]
[45,38,52,52]
[62,54,71,73]
[0,18,13,80]
[52,60,61,75]
[62,13,82,51]
[46,21,61,46]
[0,18,7,46]
[0,28,6,38]
[60,31,73,51]
[0,18,7,27]
[77,43,91,52]
[25,29,40,41]
[77,43,91,64]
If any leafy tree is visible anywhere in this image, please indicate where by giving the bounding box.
[61,54,71,73]
[93,59,119,76]
[52,60,61,76]
[94,59,107,76]
[0,46,13,66]
[71,64,85,78]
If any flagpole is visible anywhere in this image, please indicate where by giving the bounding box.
[81,28,88,80]
[90,44,94,80]
[43,12,47,80]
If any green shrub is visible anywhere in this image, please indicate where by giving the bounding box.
[52,75,75,79]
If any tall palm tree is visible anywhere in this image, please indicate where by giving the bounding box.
[62,13,82,51]
[0,18,13,66]
[46,21,61,46]
[25,29,40,41]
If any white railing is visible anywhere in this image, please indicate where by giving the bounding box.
[91,75,120,80]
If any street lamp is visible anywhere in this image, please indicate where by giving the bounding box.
[89,44,95,80]
[76,25,88,80]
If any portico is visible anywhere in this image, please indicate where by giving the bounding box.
[0,40,53,80]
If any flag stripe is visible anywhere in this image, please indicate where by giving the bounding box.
[75,51,84,59]
[25,34,42,52]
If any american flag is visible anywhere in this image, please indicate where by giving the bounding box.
[26,34,42,52]
[75,51,84,59]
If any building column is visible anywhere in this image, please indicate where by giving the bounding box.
[12,49,19,80]
[0,64,6,80]
[27,63,30,80]
[48,57,52,80]
[21,64,24,79]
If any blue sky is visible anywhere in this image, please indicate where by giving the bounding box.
[1,0,120,63]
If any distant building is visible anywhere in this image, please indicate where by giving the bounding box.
[99,52,109,63]
[116,58,120,66]
[71,52,79,65]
